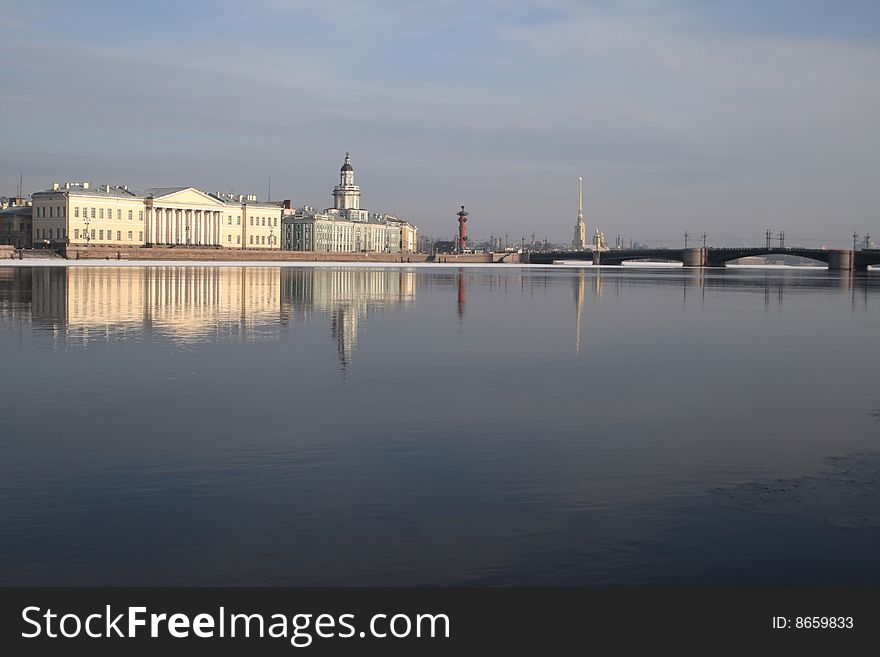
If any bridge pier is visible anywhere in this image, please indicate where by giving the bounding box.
[682,248,706,268]
[827,249,854,271]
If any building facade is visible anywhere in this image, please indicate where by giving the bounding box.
[31,182,282,250]
[282,153,418,254]
[0,197,32,248]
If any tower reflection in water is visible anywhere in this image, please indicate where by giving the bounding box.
[21,266,416,366]
[280,267,415,367]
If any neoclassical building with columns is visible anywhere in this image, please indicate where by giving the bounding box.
[32,182,283,250]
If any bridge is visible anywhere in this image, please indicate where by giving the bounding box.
[528,247,880,271]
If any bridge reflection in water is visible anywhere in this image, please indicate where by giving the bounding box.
[2,265,876,368]
[558,267,876,357]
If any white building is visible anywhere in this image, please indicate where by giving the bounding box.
[282,153,417,253]
[31,182,282,250]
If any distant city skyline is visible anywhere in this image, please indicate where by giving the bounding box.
[2,0,879,247]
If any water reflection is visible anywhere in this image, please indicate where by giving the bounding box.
[0,264,879,586]
[2,267,417,365]
[279,268,415,366]
[2,266,877,365]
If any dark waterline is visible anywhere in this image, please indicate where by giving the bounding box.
[1,264,879,586]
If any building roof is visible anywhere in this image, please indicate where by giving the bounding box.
[0,205,32,218]
[34,183,144,199]
[143,186,189,198]
[340,152,353,172]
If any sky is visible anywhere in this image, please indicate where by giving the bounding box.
[2,0,879,247]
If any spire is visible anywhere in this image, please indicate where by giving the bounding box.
[578,176,583,218]
[341,152,353,172]
[572,175,587,250]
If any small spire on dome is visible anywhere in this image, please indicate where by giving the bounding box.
[340,152,354,172]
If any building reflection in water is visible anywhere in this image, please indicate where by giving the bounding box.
[15,266,416,365]
[280,268,416,366]
[28,266,281,346]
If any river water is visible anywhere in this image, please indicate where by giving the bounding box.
[1,264,878,585]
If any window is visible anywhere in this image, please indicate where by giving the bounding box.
[75,207,80,218]
[99,208,104,219]
[117,231,121,241]
[236,235,240,244]
[249,235,253,244]
[49,207,54,218]
[74,229,80,239]
[99,230,104,239]
[61,207,66,218]
[262,217,266,226]
[116,209,121,220]
[249,217,253,226]
[237,216,240,225]
[128,210,133,220]
[262,235,266,244]
[139,211,143,221]
[91,208,96,219]
[227,234,231,243]
[139,231,143,241]
[228,215,232,225]
[128,231,133,241]
[90,229,95,239]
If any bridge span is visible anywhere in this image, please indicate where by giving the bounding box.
[528,247,880,271]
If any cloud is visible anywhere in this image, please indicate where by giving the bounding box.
[2,1,879,243]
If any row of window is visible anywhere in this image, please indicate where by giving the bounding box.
[73,206,143,221]
[37,206,65,218]
[217,234,276,245]
[37,227,65,239]
[73,229,144,242]
[222,215,279,227]
[36,227,150,242]
[40,205,278,225]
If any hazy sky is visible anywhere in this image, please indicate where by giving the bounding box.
[2,0,879,246]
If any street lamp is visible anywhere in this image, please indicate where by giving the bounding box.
[83,213,90,246]
[186,222,191,246]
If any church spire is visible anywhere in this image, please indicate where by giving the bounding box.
[572,176,587,250]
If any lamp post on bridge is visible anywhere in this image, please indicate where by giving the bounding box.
[684,231,689,248]
[853,232,859,252]
[765,229,772,250]
[702,233,707,249]
[778,230,785,249]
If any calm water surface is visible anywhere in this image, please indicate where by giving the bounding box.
[1,264,879,585]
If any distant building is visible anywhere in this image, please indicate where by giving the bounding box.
[282,153,418,253]
[0,196,32,248]
[31,182,282,249]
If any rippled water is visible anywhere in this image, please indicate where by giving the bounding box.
[1,264,878,585]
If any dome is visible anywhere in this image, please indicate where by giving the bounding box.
[340,152,353,172]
